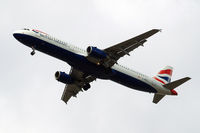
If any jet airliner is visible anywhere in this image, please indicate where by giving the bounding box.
[13,28,191,104]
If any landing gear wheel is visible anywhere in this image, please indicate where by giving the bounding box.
[83,83,91,91]
[31,51,35,56]
[31,46,35,56]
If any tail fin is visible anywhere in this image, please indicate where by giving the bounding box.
[154,66,173,84]
[153,66,173,104]
[153,77,191,104]
[152,65,191,104]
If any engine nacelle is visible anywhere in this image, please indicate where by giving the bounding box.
[87,46,107,59]
[55,71,73,84]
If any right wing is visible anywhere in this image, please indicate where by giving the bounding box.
[61,68,96,104]
[104,29,160,66]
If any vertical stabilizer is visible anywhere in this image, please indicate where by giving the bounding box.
[154,66,173,84]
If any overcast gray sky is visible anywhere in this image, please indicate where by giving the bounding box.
[0,0,199,133]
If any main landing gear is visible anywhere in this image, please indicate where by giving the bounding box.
[83,83,91,91]
[31,46,35,56]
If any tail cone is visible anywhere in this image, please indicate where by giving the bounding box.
[170,89,178,95]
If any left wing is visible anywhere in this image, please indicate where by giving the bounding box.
[104,29,160,66]
[61,68,96,104]
[61,84,82,103]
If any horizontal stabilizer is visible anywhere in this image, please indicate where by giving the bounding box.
[163,77,191,90]
[153,94,165,104]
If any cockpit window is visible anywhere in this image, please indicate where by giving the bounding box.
[22,28,30,31]
[32,29,47,35]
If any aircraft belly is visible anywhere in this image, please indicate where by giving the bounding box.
[16,34,112,79]
[37,44,111,79]
[15,34,157,85]
[110,69,157,93]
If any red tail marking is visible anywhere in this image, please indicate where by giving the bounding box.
[153,77,166,84]
[159,69,172,76]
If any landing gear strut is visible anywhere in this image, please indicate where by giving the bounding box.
[83,83,91,91]
[31,46,35,56]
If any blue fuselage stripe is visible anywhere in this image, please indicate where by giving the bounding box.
[15,34,157,93]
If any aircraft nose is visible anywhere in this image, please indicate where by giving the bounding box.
[13,30,25,42]
[13,30,34,47]
[13,32,20,40]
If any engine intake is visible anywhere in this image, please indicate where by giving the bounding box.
[55,71,73,84]
[87,46,107,59]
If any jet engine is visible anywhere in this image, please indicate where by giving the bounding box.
[87,46,107,59]
[55,71,73,84]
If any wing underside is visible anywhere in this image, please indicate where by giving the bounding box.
[104,29,160,66]
[61,83,82,103]
[61,68,96,104]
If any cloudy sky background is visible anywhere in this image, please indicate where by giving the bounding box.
[0,0,199,133]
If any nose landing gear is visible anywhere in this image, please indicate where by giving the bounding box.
[31,46,35,56]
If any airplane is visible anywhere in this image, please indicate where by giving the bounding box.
[13,28,191,104]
